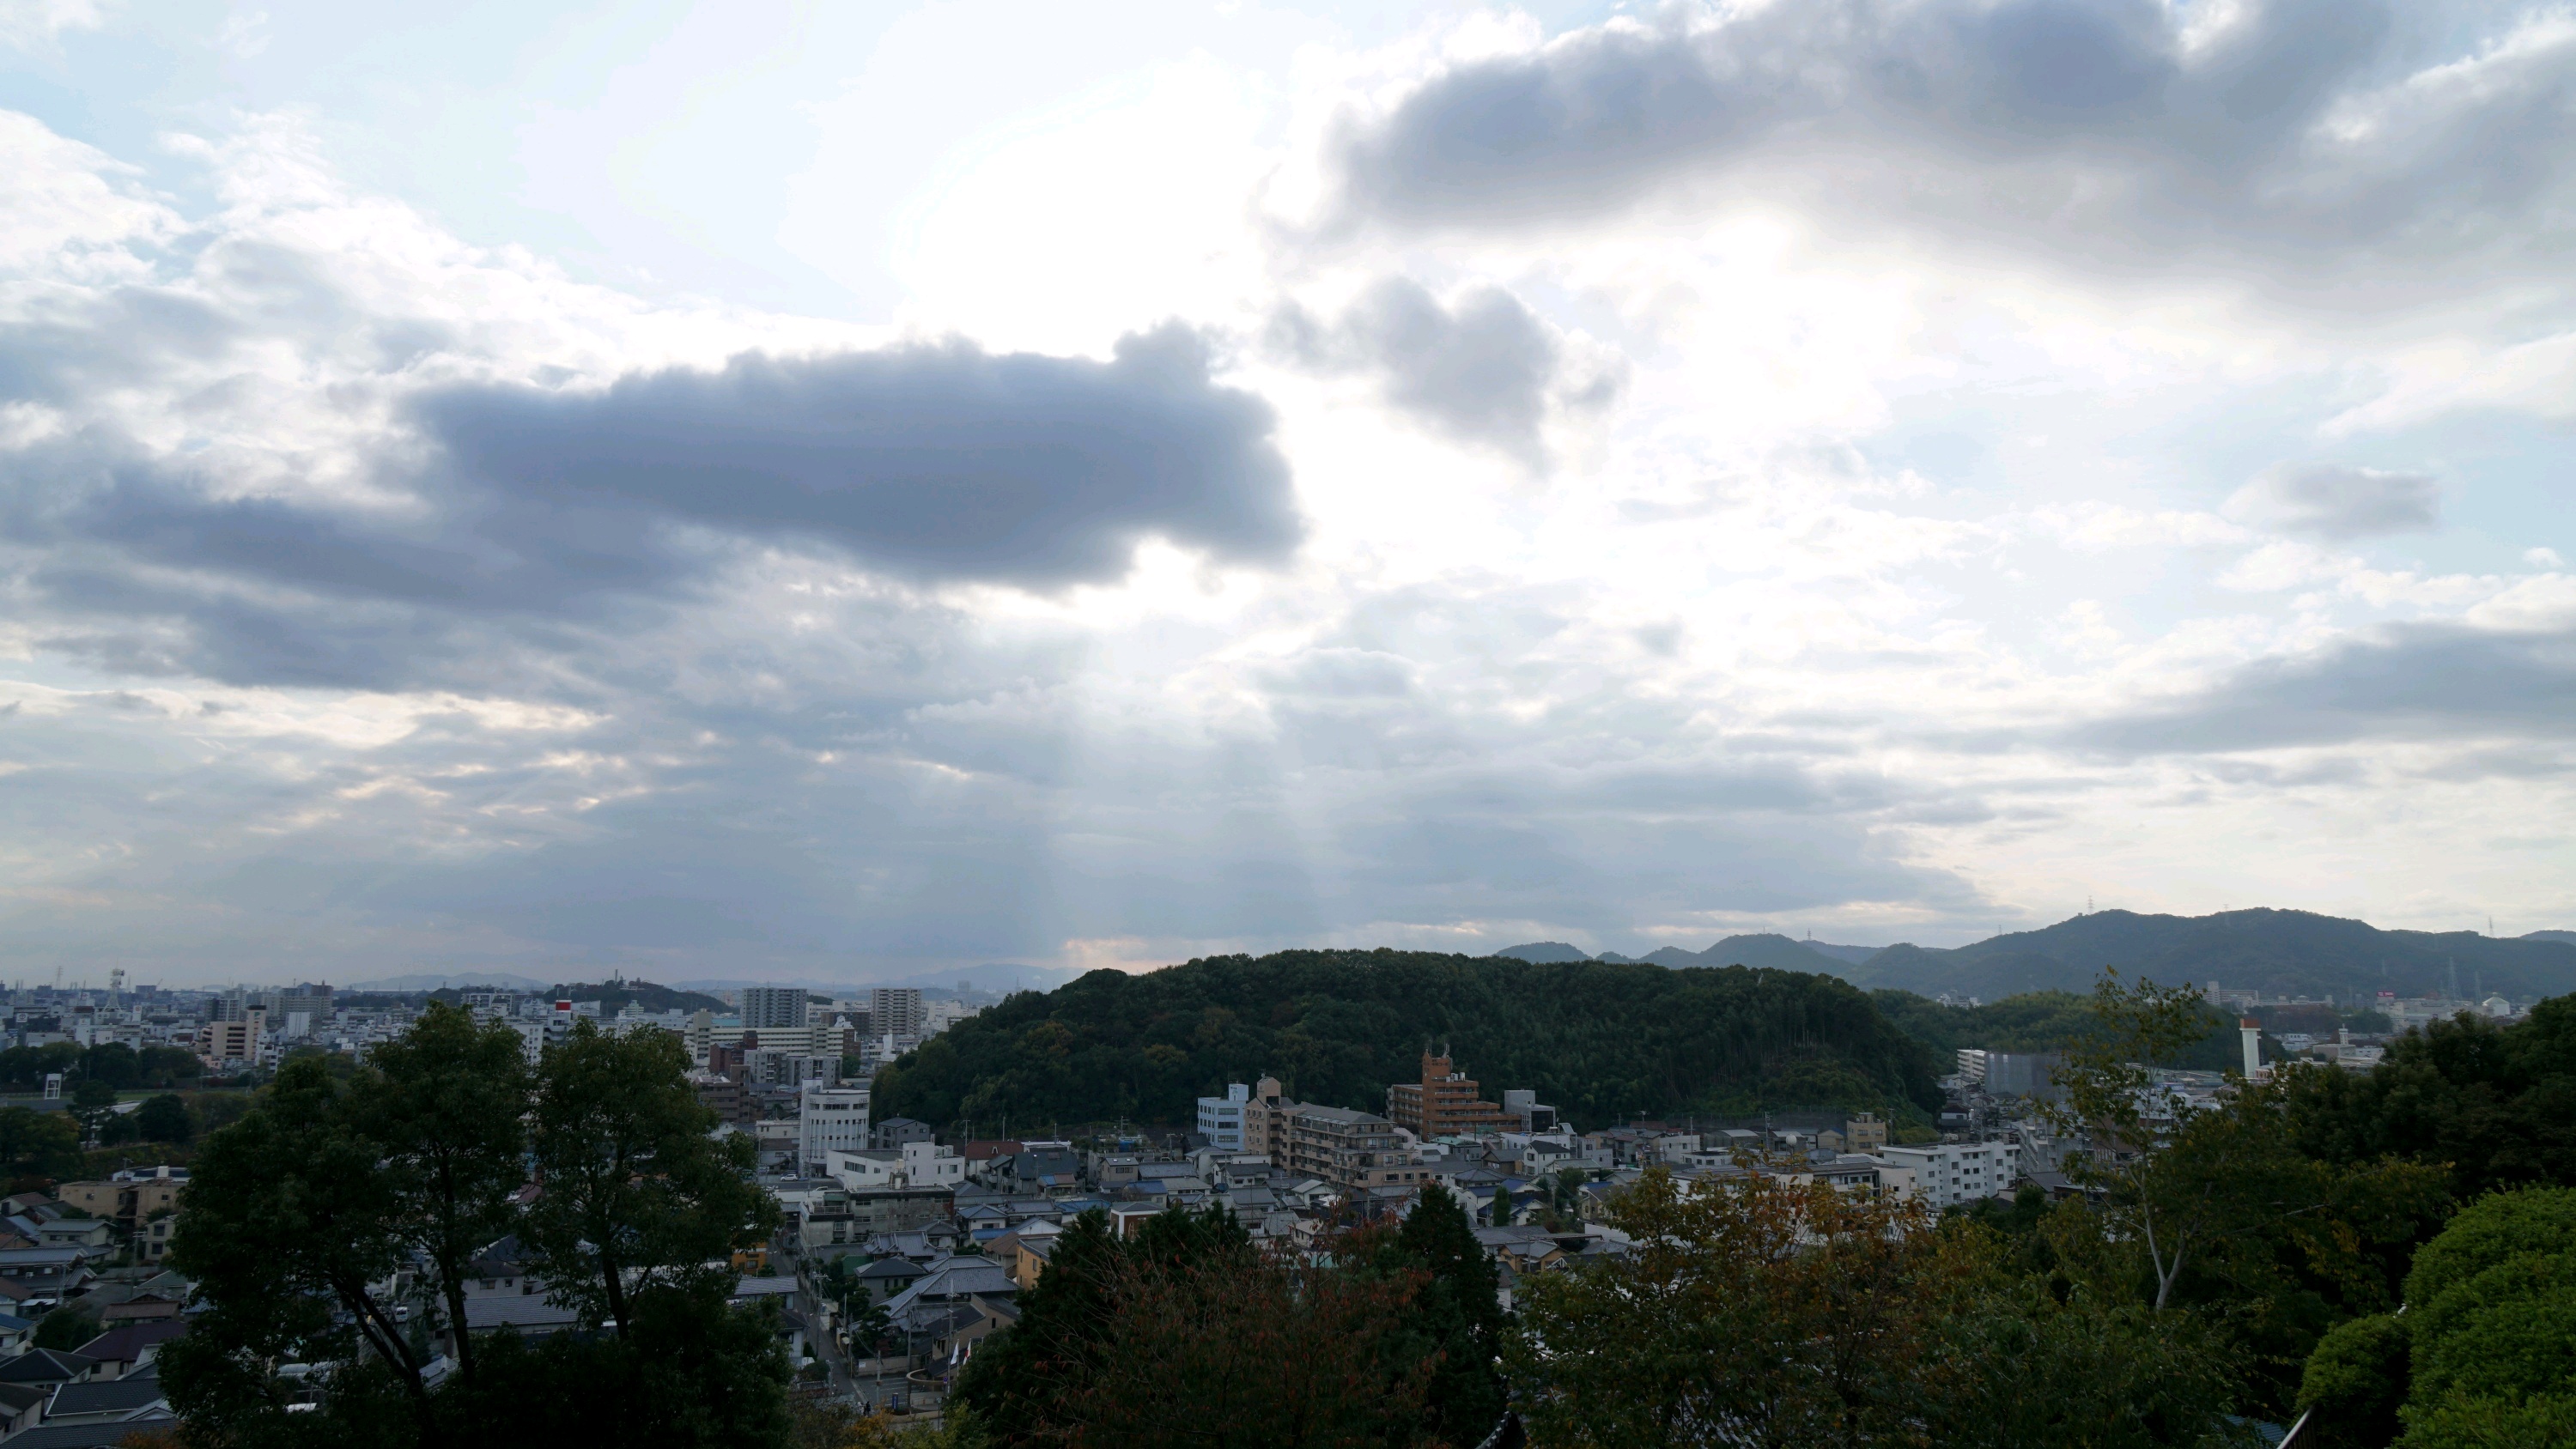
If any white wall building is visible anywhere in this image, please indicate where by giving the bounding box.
[798,1083,871,1176]
[1875,1142,2020,1210]
[825,1140,966,1191]
[1198,1082,1250,1150]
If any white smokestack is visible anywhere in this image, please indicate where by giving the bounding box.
[2239,1018,2263,1079]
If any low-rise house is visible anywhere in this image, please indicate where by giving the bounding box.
[1472,1225,1570,1276]
[1005,1145,1083,1192]
[462,1236,542,1298]
[40,1362,170,1428]
[0,1350,99,1392]
[0,1380,43,1435]
[957,1140,1025,1185]
[839,1187,958,1239]
[30,1222,112,1252]
[135,1215,177,1265]
[856,1256,932,1304]
[0,1249,100,1305]
[460,1296,583,1338]
[71,1321,185,1379]
[870,1118,933,1150]
[987,1220,1065,1290]
[96,1298,181,1326]
[0,1312,33,1356]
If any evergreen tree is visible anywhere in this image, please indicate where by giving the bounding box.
[349,1003,532,1380]
[134,1091,191,1143]
[522,1021,778,1334]
[1389,1184,1506,1443]
[161,1056,442,1446]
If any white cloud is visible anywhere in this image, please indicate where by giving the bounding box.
[0,0,108,52]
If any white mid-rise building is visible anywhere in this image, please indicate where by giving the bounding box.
[1875,1142,2020,1210]
[1198,1082,1251,1150]
[798,1083,871,1175]
[826,1139,966,1191]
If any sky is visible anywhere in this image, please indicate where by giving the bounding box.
[1,0,2572,987]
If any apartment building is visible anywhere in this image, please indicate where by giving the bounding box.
[1274,1103,1433,1193]
[740,985,811,1032]
[1876,1141,2020,1210]
[1386,1051,1522,1138]
[868,987,925,1039]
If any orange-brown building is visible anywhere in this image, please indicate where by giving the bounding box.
[1386,1050,1522,1138]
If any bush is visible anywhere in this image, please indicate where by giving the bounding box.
[2295,1313,2408,1449]
[33,1306,99,1352]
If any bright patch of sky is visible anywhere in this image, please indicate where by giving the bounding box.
[1,0,2570,984]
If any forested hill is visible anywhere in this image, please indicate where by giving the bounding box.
[869,950,1942,1134]
[1843,909,2576,1003]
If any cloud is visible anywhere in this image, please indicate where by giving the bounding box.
[1267,277,1620,465]
[2073,619,2576,753]
[0,0,112,53]
[2224,462,2441,538]
[420,324,1300,589]
[1319,2,2576,284]
[0,329,1300,686]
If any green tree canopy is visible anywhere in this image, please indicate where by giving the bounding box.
[876,949,1941,1131]
[2286,996,2576,1202]
[162,1012,793,1449]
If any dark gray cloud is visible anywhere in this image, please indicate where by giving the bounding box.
[1,321,1299,689]
[421,324,1300,587]
[1327,1,2569,280]
[1268,278,1619,464]
[2225,462,2440,538]
[2074,620,2576,754]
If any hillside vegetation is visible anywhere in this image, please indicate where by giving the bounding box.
[872,950,1942,1133]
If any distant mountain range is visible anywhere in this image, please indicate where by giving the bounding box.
[347,962,1086,999]
[1501,935,1876,973]
[1500,912,2576,1004]
[346,973,554,992]
[671,962,1086,997]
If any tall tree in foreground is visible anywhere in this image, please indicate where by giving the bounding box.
[957,1203,1441,1447]
[161,1056,441,1446]
[164,1014,795,1449]
[2045,973,2446,1414]
[1508,1168,1982,1448]
[1509,1166,2257,1449]
[521,1021,777,1332]
[1382,1184,1505,1443]
[349,1003,532,1381]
